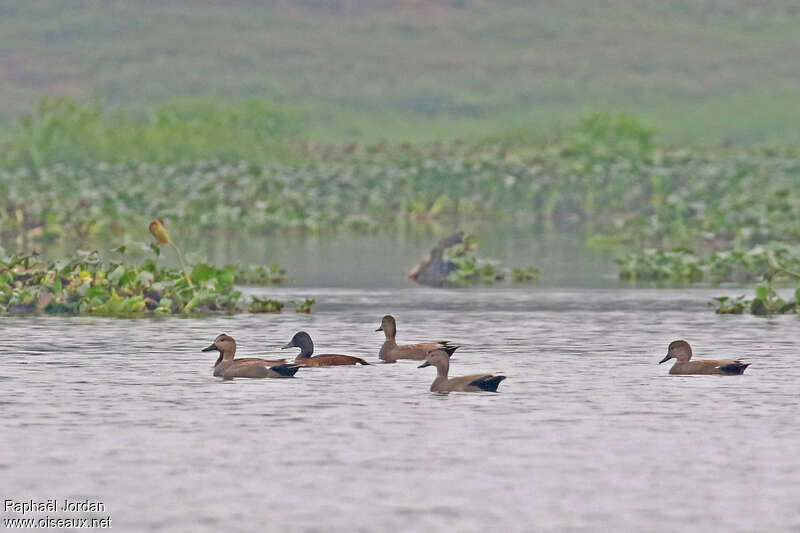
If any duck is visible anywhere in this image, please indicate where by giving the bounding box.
[418,348,505,392]
[202,333,299,379]
[659,339,750,375]
[376,314,459,363]
[281,331,369,366]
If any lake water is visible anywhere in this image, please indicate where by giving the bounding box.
[2,284,799,532]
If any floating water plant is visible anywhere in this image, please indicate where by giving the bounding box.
[512,266,541,283]
[444,240,503,287]
[0,245,308,317]
[616,249,703,282]
[711,249,800,315]
[713,284,799,315]
[234,264,287,285]
[2,118,797,251]
[409,232,540,287]
[248,296,284,313]
[617,243,800,284]
[294,298,315,313]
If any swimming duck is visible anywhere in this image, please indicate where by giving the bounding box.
[281,331,369,366]
[376,315,458,363]
[418,348,505,392]
[659,339,750,375]
[202,333,299,379]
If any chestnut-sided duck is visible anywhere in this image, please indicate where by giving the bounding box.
[282,331,369,367]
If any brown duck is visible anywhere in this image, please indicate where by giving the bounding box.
[659,340,750,375]
[281,331,369,367]
[376,315,458,363]
[202,333,299,379]
[419,348,505,392]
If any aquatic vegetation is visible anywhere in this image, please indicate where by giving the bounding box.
[1,118,798,250]
[294,298,315,314]
[616,249,704,283]
[409,232,539,287]
[248,296,314,314]
[511,266,541,283]
[441,235,500,285]
[248,296,284,314]
[0,109,797,284]
[618,242,800,314]
[233,264,287,285]
[617,243,800,284]
[0,245,307,316]
[713,284,799,315]
[445,252,503,287]
[712,247,800,315]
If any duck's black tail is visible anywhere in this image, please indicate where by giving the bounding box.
[718,362,750,375]
[271,364,300,377]
[440,345,460,357]
[470,375,506,392]
[356,358,370,365]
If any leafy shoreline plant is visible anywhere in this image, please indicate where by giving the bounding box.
[0,245,308,317]
[713,248,800,315]
[617,243,800,315]
[409,232,540,287]
[1,113,797,251]
[617,243,800,284]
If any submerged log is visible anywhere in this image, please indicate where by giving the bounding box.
[408,231,466,287]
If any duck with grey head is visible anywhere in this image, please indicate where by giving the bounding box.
[659,339,750,375]
[376,314,458,363]
[202,333,299,379]
[418,347,505,392]
[282,331,370,367]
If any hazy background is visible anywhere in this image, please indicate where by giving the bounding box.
[3,0,800,144]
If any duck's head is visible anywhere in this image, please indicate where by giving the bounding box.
[203,333,236,364]
[418,348,452,369]
[376,315,396,337]
[282,331,314,358]
[660,339,692,364]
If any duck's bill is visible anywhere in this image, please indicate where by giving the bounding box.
[418,361,431,368]
[375,326,383,332]
[658,354,672,364]
[281,342,293,350]
[202,344,218,352]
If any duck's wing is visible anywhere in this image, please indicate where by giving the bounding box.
[235,357,287,365]
[466,374,506,392]
[444,373,505,392]
[268,363,300,377]
[303,354,370,366]
[224,360,298,378]
[394,342,459,360]
[715,359,750,375]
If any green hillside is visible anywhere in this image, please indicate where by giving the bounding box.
[2,0,800,143]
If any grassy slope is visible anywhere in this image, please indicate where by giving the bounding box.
[1,0,800,144]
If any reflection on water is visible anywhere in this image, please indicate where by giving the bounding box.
[2,287,798,532]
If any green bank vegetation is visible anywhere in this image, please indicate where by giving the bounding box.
[0,99,797,311]
[0,243,310,316]
[0,221,306,317]
[3,105,797,252]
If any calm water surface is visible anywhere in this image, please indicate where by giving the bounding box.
[2,286,799,532]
